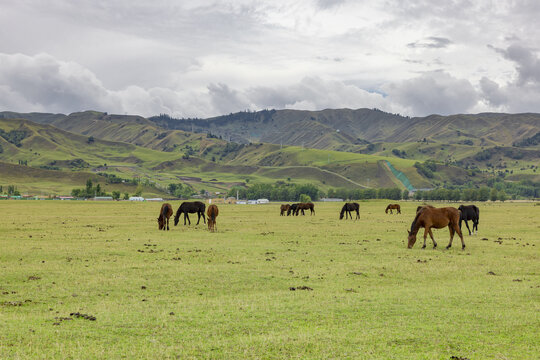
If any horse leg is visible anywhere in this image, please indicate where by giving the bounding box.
[202,212,206,224]
[446,225,455,249]
[166,216,170,231]
[455,223,465,249]
[428,229,437,248]
[196,212,201,225]
[356,210,360,219]
[464,220,472,235]
[474,220,478,235]
[422,228,429,249]
[185,213,191,225]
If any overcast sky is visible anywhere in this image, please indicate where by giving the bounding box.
[1,0,539,118]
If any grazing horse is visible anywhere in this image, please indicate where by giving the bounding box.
[174,201,206,226]
[207,204,219,232]
[416,204,435,213]
[385,204,401,214]
[294,202,315,216]
[458,205,480,235]
[157,203,173,230]
[280,204,290,216]
[340,202,360,220]
[407,206,465,250]
[287,203,298,216]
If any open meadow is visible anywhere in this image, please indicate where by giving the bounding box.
[0,200,538,359]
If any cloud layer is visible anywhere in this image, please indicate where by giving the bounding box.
[0,1,539,118]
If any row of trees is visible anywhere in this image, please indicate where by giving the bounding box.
[71,179,139,200]
[0,185,21,196]
[227,183,320,202]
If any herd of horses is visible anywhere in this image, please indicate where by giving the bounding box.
[157,200,480,249]
[158,201,218,232]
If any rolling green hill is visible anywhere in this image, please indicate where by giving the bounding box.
[1,109,539,197]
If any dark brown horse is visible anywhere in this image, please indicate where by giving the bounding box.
[407,206,465,250]
[287,203,298,216]
[385,204,401,214]
[280,204,290,216]
[207,204,219,232]
[174,201,206,226]
[294,202,315,216]
[340,203,359,219]
[458,205,480,235]
[157,203,173,230]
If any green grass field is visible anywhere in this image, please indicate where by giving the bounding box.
[0,200,538,359]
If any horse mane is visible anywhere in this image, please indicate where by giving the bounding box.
[174,207,181,224]
[410,208,425,233]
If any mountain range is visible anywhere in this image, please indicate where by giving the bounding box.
[1,108,538,197]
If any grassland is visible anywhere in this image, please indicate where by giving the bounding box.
[0,200,538,359]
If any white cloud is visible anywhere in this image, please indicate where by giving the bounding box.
[0,1,539,117]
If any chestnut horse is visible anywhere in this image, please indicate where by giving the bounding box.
[294,202,315,216]
[385,204,401,214]
[280,204,290,216]
[340,202,359,219]
[157,203,173,231]
[207,204,219,232]
[407,206,465,250]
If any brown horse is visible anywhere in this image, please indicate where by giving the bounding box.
[407,206,465,250]
[385,204,401,214]
[294,202,315,216]
[207,204,219,232]
[157,203,173,230]
[280,204,290,216]
[416,204,435,213]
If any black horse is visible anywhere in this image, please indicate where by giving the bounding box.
[340,202,359,220]
[458,205,479,235]
[174,201,206,226]
[287,203,298,216]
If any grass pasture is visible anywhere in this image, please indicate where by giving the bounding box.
[0,200,538,359]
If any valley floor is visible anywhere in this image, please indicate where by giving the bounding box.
[0,200,538,359]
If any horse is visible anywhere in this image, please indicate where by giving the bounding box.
[340,202,359,220]
[280,204,290,216]
[287,203,298,216]
[385,204,401,214]
[207,204,219,232]
[294,202,315,216]
[407,206,465,250]
[416,204,435,213]
[174,201,206,226]
[157,203,173,230]
[458,205,479,235]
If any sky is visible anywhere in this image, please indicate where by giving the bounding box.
[1,0,539,118]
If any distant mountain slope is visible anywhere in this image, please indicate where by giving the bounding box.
[148,109,540,148]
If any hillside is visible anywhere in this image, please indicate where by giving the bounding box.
[1,109,538,197]
[0,116,465,196]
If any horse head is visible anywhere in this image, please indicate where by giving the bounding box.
[407,230,417,248]
[158,216,164,230]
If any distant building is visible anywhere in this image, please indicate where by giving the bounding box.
[320,198,344,202]
[236,200,247,205]
[129,196,145,201]
[93,196,113,201]
[146,198,163,202]
[256,198,269,204]
[247,200,257,205]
